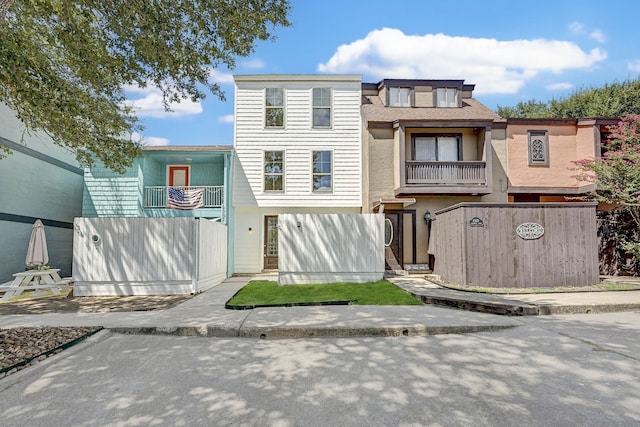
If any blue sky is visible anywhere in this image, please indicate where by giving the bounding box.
[126,0,640,147]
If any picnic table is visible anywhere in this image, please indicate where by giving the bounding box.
[0,269,71,302]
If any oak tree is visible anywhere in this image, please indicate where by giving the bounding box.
[0,0,290,172]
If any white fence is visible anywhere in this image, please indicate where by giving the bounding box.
[278,213,384,285]
[73,217,227,295]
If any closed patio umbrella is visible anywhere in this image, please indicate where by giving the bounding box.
[25,219,49,268]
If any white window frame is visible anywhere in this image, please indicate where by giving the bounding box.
[389,87,410,107]
[312,87,332,128]
[311,150,333,192]
[265,88,285,128]
[436,87,457,107]
[263,150,285,192]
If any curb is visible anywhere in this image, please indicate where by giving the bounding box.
[108,323,519,339]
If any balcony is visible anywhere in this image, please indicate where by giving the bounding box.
[143,186,224,208]
[406,161,486,185]
[397,161,489,196]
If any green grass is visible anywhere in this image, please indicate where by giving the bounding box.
[226,280,422,307]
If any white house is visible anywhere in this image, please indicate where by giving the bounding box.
[232,74,363,273]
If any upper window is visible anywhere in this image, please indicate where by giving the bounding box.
[389,87,410,107]
[413,135,460,161]
[265,88,284,128]
[313,88,332,128]
[312,151,332,192]
[528,130,549,166]
[436,88,457,107]
[264,151,284,191]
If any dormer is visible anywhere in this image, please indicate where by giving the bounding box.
[375,79,475,108]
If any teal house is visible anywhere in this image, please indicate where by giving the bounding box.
[0,103,84,283]
[81,146,235,279]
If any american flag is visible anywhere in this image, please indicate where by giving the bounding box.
[168,187,204,210]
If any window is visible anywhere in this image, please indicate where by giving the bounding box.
[312,151,332,191]
[413,135,460,161]
[265,88,284,127]
[436,88,457,107]
[264,151,284,191]
[528,131,549,166]
[389,87,410,107]
[313,88,331,128]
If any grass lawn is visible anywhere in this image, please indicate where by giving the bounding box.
[226,280,422,308]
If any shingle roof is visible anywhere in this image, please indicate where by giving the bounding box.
[361,94,502,125]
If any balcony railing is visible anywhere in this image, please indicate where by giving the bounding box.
[143,186,224,208]
[406,161,486,185]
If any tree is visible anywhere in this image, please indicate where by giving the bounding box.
[497,80,640,119]
[574,114,640,258]
[0,0,290,172]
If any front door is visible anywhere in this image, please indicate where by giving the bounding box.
[264,216,278,270]
[385,213,403,269]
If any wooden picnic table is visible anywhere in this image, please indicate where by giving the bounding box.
[0,269,71,302]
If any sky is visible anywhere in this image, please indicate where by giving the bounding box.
[126,0,640,148]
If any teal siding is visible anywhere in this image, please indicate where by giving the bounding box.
[0,103,83,281]
[82,160,142,217]
[142,157,164,187]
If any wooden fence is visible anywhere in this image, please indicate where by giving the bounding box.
[431,203,599,288]
[278,214,384,285]
[73,217,227,295]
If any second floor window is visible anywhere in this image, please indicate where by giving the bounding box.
[389,87,410,107]
[528,130,549,166]
[265,88,284,128]
[413,135,460,161]
[436,88,457,107]
[312,151,332,191]
[264,151,284,191]
[313,88,332,128]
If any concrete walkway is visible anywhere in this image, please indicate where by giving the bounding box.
[0,275,639,338]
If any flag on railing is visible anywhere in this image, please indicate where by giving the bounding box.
[168,187,204,210]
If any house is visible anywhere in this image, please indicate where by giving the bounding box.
[0,103,84,282]
[361,79,508,271]
[505,118,617,202]
[74,146,234,295]
[232,74,363,273]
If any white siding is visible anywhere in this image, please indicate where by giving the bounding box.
[233,76,362,208]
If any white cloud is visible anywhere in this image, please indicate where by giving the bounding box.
[218,114,234,124]
[589,29,606,43]
[241,58,266,69]
[546,82,574,91]
[131,132,170,147]
[318,28,607,95]
[209,69,235,84]
[569,22,585,34]
[628,60,640,73]
[124,84,202,118]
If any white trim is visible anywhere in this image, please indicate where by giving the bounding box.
[264,87,286,129]
[311,149,333,193]
[235,74,362,82]
[263,149,285,193]
[311,87,333,129]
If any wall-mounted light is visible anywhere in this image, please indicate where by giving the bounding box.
[424,211,432,224]
[248,227,253,232]
[185,158,192,163]
[296,221,302,229]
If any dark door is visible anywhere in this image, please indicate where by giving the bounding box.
[264,216,278,270]
[385,213,403,270]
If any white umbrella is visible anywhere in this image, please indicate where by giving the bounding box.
[25,219,49,268]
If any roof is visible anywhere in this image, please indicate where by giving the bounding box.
[234,74,362,82]
[361,94,502,125]
[142,145,233,152]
